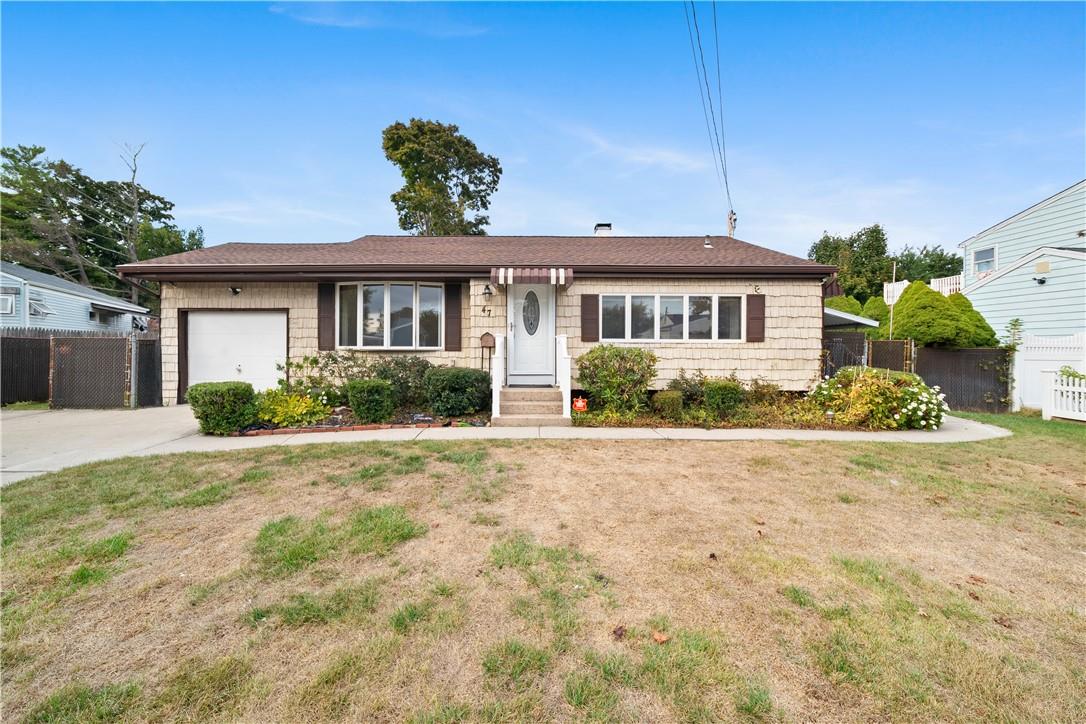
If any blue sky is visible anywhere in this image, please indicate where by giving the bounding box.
[3,1,1083,258]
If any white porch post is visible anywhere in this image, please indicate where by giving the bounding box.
[492,334,505,417]
[556,334,572,418]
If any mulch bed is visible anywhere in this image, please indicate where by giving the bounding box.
[231,405,489,437]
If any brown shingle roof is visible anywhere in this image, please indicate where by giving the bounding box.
[119,235,834,279]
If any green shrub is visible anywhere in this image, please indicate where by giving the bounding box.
[186,382,257,435]
[345,379,396,423]
[256,390,331,428]
[368,355,434,407]
[825,295,863,316]
[576,345,657,412]
[862,296,889,324]
[808,366,948,430]
[703,378,745,417]
[667,368,708,406]
[423,366,491,416]
[947,293,999,347]
[745,378,784,406]
[651,390,684,421]
[890,281,967,347]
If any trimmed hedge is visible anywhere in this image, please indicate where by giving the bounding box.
[577,344,657,412]
[186,381,257,435]
[703,379,745,417]
[368,355,433,407]
[651,390,684,421]
[345,378,396,423]
[423,366,491,417]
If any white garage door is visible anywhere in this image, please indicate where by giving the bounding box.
[188,311,287,392]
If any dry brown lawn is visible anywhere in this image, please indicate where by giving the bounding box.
[2,413,1084,723]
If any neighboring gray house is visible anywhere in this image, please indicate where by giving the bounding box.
[960,180,1085,338]
[0,261,149,332]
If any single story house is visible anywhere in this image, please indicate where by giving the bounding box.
[118,229,835,423]
[1,261,149,333]
[960,179,1085,338]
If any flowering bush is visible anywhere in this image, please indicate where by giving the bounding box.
[808,366,948,430]
[257,390,332,428]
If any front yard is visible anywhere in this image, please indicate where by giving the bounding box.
[2,414,1083,722]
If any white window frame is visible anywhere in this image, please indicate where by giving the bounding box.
[973,246,996,276]
[0,294,13,315]
[335,281,444,350]
[599,293,746,343]
[28,298,53,317]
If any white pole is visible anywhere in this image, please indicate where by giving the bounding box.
[888,261,897,341]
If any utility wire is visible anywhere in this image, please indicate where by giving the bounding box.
[683,1,724,194]
[688,1,730,212]
[711,0,733,210]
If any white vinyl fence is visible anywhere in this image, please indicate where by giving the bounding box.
[1012,333,1085,411]
[1041,370,1086,422]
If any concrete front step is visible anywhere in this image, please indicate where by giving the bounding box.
[501,400,565,415]
[500,387,562,402]
[491,414,572,427]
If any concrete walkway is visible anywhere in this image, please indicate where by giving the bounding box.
[1,406,1012,486]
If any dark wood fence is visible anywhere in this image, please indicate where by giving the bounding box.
[1,337,50,404]
[914,347,1011,413]
[136,338,162,407]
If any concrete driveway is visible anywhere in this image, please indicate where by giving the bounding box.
[2,405,1011,486]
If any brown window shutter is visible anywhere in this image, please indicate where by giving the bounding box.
[581,294,599,342]
[317,283,335,350]
[444,283,462,351]
[746,294,765,343]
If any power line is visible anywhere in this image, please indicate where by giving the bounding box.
[687,1,730,212]
[683,1,724,195]
[711,0,733,210]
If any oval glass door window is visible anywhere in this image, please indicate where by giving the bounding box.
[522,290,540,335]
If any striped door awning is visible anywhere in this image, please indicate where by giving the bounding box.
[490,267,573,287]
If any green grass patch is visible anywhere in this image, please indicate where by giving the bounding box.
[781,585,815,608]
[172,482,233,508]
[3,400,49,410]
[482,639,550,689]
[267,581,380,626]
[68,564,109,588]
[347,505,427,555]
[389,600,433,634]
[252,516,336,578]
[23,682,141,723]
[292,636,400,719]
[849,453,890,472]
[735,680,773,718]
[836,492,859,504]
[83,532,133,562]
[563,670,619,719]
[408,702,472,724]
[239,467,271,483]
[153,656,254,721]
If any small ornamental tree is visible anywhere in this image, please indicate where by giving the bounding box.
[947,293,998,347]
[890,281,966,347]
[824,295,863,316]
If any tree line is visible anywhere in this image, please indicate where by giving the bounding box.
[1,145,203,311]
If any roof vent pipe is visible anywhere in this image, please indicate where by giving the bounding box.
[704,235,713,249]
[593,223,612,237]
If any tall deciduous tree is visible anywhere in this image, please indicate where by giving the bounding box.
[808,224,891,302]
[382,119,501,236]
[0,145,202,308]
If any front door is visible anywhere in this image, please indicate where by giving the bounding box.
[507,283,554,385]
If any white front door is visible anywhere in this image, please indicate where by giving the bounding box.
[507,283,554,385]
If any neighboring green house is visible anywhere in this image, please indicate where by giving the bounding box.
[960,179,1085,338]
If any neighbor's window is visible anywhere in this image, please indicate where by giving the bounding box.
[601,294,744,342]
[0,295,13,315]
[338,282,443,349]
[973,247,995,274]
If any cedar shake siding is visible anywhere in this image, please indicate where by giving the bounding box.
[156,277,823,404]
[124,234,833,404]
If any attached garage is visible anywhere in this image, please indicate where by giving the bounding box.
[183,310,287,399]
